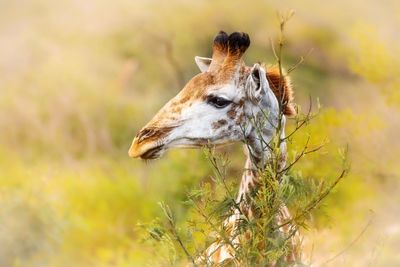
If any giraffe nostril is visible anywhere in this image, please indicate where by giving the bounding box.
[135,126,176,144]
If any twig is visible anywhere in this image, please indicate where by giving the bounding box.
[274,167,348,231]
[159,202,197,266]
[283,95,316,141]
[279,136,326,174]
[320,217,373,265]
[287,48,314,74]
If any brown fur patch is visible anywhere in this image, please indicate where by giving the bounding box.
[181,72,216,101]
[178,94,190,104]
[212,119,227,129]
[236,112,244,124]
[265,66,296,116]
[136,126,175,144]
[170,105,182,114]
[227,108,237,119]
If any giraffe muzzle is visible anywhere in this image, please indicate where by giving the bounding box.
[129,126,175,159]
[128,138,165,159]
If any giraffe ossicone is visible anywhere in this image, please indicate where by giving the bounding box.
[129,31,301,265]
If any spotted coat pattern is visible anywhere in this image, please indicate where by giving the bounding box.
[128,31,301,265]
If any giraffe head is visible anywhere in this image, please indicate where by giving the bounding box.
[129,31,296,160]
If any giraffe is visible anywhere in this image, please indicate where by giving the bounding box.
[129,31,302,265]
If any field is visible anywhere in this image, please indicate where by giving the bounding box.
[1,0,400,266]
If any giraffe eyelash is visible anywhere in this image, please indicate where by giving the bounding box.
[206,95,232,109]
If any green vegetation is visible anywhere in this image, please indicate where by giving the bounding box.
[0,1,399,266]
[142,15,351,266]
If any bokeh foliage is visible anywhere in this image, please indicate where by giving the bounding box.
[1,0,399,266]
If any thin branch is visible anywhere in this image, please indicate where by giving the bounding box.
[274,167,348,230]
[159,202,197,266]
[279,136,325,174]
[320,217,373,265]
[287,48,314,74]
[283,95,316,141]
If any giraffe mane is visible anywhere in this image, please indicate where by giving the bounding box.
[264,65,297,117]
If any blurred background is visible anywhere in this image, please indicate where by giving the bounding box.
[1,0,399,266]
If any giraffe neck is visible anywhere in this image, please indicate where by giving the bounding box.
[214,140,301,264]
[236,150,262,203]
[236,116,287,217]
[203,117,302,264]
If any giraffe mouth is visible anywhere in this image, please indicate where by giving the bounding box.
[128,136,166,160]
[139,144,165,160]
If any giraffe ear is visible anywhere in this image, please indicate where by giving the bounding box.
[246,64,280,112]
[245,64,268,103]
[194,56,212,73]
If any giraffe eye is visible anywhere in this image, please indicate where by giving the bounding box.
[207,96,232,109]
